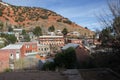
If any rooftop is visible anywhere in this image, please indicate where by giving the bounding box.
[62,43,79,50]
[39,35,63,38]
[1,44,23,50]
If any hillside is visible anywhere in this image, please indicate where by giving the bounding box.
[0,1,94,37]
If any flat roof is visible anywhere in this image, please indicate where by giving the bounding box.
[1,44,23,50]
[62,43,79,50]
[39,35,63,38]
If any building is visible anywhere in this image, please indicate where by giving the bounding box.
[71,31,80,37]
[19,42,38,57]
[0,50,10,72]
[56,30,63,35]
[13,29,23,42]
[1,44,23,59]
[68,39,82,44]
[38,36,65,48]
[28,32,36,41]
[0,42,38,72]
[38,44,50,57]
[0,42,38,57]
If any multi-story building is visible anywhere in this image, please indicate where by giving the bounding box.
[38,44,50,57]
[38,36,65,48]
[1,44,23,59]
[0,42,38,72]
[0,42,38,58]
[21,42,38,57]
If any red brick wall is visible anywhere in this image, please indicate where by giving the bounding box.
[0,50,10,72]
[68,39,82,44]
[21,42,38,57]
[75,45,90,63]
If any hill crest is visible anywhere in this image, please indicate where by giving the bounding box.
[0,2,94,37]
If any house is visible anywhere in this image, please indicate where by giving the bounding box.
[0,42,38,72]
[47,32,56,36]
[71,31,80,37]
[13,29,23,42]
[1,44,23,59]
[56,30,62,35]
[0,42,38,58]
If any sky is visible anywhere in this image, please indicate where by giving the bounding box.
[2,0,110,31]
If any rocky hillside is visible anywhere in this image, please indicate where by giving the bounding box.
[0,1,94,37]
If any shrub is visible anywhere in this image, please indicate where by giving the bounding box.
[4,68,12,72]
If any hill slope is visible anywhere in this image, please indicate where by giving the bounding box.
[0,1,94,37]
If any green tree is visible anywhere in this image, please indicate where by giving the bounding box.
[99,27,114,46]
[62,28,68,44]
[42,62,55,71]
[2,34,17,44]
[48,25,55,32]
[8,26,13,32]
[33,26,42,37]
[22,29,26,35]
[7,34,17,44]
[42,47,77,71]
[23,34,30,42]
[62,28,68,36]
[54,47,77,69]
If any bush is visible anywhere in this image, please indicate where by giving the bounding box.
[40,15,48,19]
[54,47,77,69]
[42,62,55,71]
[4,68,12,72]
[63,20,72,24]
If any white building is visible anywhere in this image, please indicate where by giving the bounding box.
[38,44,50,57]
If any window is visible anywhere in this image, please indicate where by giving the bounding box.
[10,54,14,59]
[44,48,46,51]
[41,48,43,51]
[32,45,36,48]
[26,45,30,48]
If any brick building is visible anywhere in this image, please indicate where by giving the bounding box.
[0,42,38,72]
[38,36,65,47]
[68,39,82,44]
[21,42,38,56]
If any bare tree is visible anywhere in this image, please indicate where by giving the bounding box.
[108,0,120,36]
[97,0,120,51]
[97,0,120,37]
